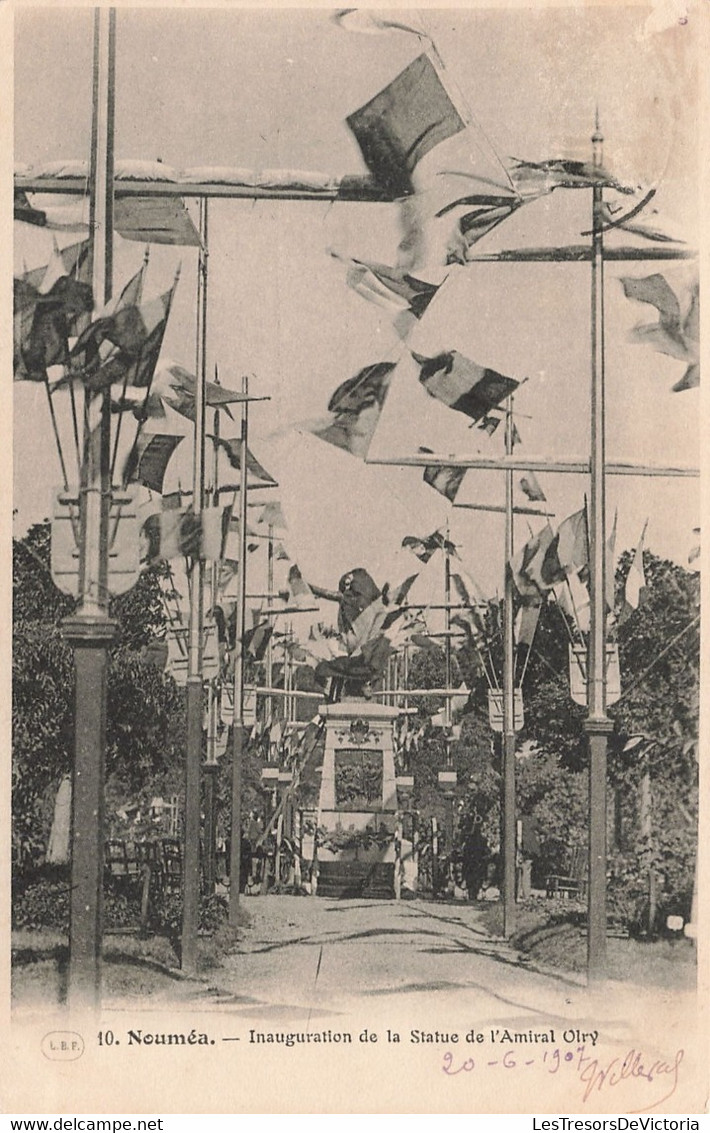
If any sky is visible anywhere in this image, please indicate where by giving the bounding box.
[12,4,702,613]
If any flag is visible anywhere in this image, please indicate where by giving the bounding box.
[515,604,540,647]
[624,523,648,612]
[123,431,184,493]
[14,275,93,381]
[243,621,273,661]
[210,433,277,484]
[607,509,618,610]
[544,507,588,584]
[113,196,200,246]
[310,361,395,459]
[510,157,633,196]
[450,571,487,640]
[128,364,246,422]
[159,508,203,560]
[527,508,588,589]
[288,564,316,610]
[477,414,501,436]
[414,350,518,422]
[395,189,515,280]
[553,572,590,636]
[519,524,558,591]
[457,200,520,250]
[420,448,466,502]
[508,528,547,602]
[332,9,428,38]
[71,273,178,396]
[201,506,232,561]
[157,506,229,561]
[332,252,439,335]
[39,239,91,294]
[402,529,456,562]
[519,472,546,502]
[597,196,688,245]
[688,528,700,567]
[346,53,467,198]
[621,272,699,391]
[14,189,46,226]
[257,501,287,529]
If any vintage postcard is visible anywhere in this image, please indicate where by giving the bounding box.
[5,0,708,1116]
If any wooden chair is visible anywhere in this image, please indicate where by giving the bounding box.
[546,847,587,899]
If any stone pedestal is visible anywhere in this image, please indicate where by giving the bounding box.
[316,699,401,898]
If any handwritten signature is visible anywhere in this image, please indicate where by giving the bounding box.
[442,1045,684,1112]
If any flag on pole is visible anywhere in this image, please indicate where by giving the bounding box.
[543,507,588,582]
[257,501,288,529]
[515,604,540,647]
[332,252,439,335]
[510,157,633,196]
[598,200,687,244]
[157,506,230,561]
[519,472,546,502]
[402,529,456,562]
[346,53,467,198]
[508,526,548,602]
[123,432,184,493]
[477,414,502,436]
[520,523,559,590]
[210,433,277,484]
[415,349,518,423]
[309,361,395,459]
[14,275,93,381]
[288,564,316,610]
[607,509,618,610]
[623,522,648,613]
[159,509,203,560]
[620,272,699,392]
[71,275,176,393]
[201,506,232,561]
[38,239,91,294]
[243,621,274,661]
[450,571,487,640]
[420,447,467,502]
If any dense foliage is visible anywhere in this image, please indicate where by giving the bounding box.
[12,523,186,871]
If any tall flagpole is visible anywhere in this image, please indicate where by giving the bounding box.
[586,111,612,982]
[502,397,517,937]
[442,522,454,868]
[229,375,249,922]
[182,197,209,974]
[203,374,221,898]
[266,523,275,726]
[61,6,117,1012]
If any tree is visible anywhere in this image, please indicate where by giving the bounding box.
[12,523,185,870]
[512,549,699,923]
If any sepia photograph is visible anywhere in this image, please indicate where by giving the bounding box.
[7,0,707,1115]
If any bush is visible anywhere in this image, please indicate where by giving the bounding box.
[12,866,71,931]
